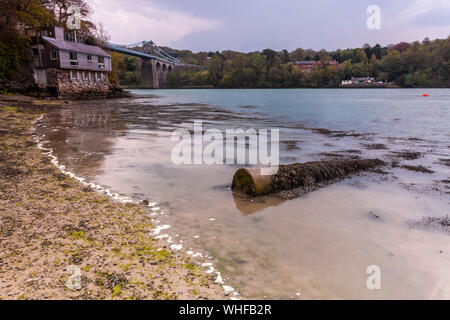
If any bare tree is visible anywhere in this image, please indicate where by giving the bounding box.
[41,0,91,25]
[91,23,110,46]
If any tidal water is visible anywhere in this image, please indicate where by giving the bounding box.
[37,89,450,299]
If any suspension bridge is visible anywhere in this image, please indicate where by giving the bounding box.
[105,40,199,88]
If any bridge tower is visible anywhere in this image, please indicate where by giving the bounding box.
[140,59,173,89]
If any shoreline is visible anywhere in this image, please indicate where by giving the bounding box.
[122,85,449,90]
[0,95,234,300]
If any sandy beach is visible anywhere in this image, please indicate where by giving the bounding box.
[0,95,228,300]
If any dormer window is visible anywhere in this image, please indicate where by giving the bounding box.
[70,52,78,65]
[98,56,105,69]
[87,55,92,62]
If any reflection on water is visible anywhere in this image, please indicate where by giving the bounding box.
[232,191,287,216]
[37,90,450,299]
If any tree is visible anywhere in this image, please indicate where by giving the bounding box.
[404,74,414,87]
[262,49,278,67]
[42,0,91,25]
[381,50,404,81]
[290,48,306,61]
[207,54,224,87]
[281,49,290,63]
[0,0,53,81]
[351,63,367,77]
[353,49,368,64]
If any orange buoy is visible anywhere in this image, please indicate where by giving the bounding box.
[423,93,429,97]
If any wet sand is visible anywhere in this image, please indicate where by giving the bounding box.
[0,95,228,300]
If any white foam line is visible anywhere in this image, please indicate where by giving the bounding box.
[223,286,234,294]
[170,244,183,251]
[154,234,171,241]
[151,225,171,236]
[32,114,240,299]
[191,252,203,258]
[215,272,224,284]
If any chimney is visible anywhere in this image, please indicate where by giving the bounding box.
[54,26,64,40]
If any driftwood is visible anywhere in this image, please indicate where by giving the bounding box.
[232,159,386,196]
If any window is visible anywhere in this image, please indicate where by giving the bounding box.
[50,50,58,60]
[96,72,102,82]
[71,70,77,81]
[32,48,39,57]
[83,71,89,81]
[70,52,78,65]
[98,56,105,69]
[87,55,92,62]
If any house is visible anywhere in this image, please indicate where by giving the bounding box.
[28,26,112,97]
[292,61,318,72]
[351,77,375,84]
[291,60,339,72]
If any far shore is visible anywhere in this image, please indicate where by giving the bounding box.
[120,85,450,90]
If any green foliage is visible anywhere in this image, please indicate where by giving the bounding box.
[0,0,54,81]
[167,68,211,88]
[109,52,142,86]
[0,35,30,80]
[164,37,450,88]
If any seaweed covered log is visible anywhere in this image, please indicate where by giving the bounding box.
[232,159,386,196]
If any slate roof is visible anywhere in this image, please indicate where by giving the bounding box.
[42,36,111,57]
[293,61,316,65]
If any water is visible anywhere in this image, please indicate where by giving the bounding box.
[37,89,450,299]
[132,88,450,142]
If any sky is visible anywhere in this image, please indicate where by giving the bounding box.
[87,0,450,52]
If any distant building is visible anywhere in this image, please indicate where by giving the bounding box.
[292,61,317,72]
[292,60,339,72]
[27,26,112,97]
[340,77,378,86]
[351,77,375,84]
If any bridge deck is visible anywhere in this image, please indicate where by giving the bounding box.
[106,44,175,64]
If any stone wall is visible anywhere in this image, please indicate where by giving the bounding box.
[46,68,110,98]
